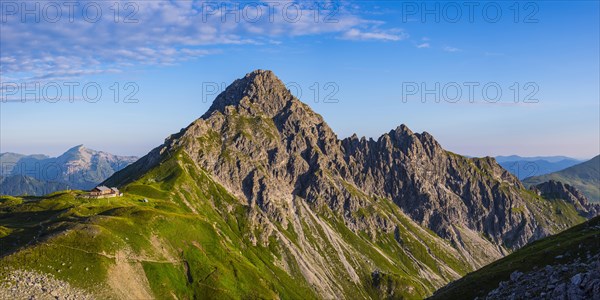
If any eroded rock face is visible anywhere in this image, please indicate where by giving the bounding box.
[178,71,537,249]
[341,127,537,249]
[532,180,600,218]
[106,70,587,272]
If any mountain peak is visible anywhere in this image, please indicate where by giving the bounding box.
[65,144,86,153]
[245,69,277,79]
[202,69,295,118]
[59,145,93,162]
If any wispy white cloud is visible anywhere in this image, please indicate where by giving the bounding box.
[1,1,409,81]
[342,28,408,41]
[416,43,430,48]
[443,46,462,52]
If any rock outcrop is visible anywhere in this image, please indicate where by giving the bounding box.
[430,216,600,300]
[483,255,600,300]
[532,180,600,218]
[0,269,95,300]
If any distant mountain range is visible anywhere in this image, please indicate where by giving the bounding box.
[495,156,582,180]
[495,155,583,164]
[0,145,138,196]
[0,175,70,197]
[523,155,600,203]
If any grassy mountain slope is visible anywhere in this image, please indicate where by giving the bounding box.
[0,149,590,299]
[430,215,600,299]
[1,150,480,299]
[524,155,600,203]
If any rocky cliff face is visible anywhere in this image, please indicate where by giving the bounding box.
[341,128,536,249]
[102,70,592,298]
[532,180,600,218]
[111,70,555,249]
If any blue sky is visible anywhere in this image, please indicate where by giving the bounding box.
[1,1,599,159]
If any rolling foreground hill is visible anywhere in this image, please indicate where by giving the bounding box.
[430,216,600,299]
[0,146,138,196]
[0,70,597,299]
[524,156,600,203]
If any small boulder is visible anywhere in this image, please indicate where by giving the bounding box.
[510,271,523,282]
[571,273,583,286]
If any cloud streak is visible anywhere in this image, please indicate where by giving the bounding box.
[0,0,408,81]
[342,28,408,41]
[443,46,462,52]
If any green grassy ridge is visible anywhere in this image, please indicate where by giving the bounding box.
[0,150,472,299]
[523,155,600,203]
[520,189,586,233]
[0,149,590,299]
[1,152,318,299]
[429,216,600,300]
[129,151,319,298]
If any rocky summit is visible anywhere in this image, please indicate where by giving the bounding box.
[107,70,591,254]
[1,70,597,299]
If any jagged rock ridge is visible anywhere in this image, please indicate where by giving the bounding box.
[109,70,586,252]
[531,180,600,218]
[97,70,595,298]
